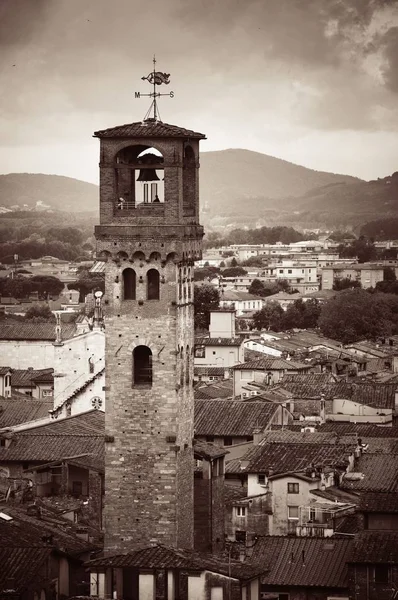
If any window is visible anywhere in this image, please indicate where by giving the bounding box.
[72,481,83,497]
[42,390,53,397]
[194,345,205,358]
[223,436,233,446]
[24,391,32,397]
[373,565,389,584]
[288,506,299,520]
[206,436,214,443]
[88,357,94,373]
[287,482,299,494]
[123,268,136,300]
[133,346,152,386]
[236,506,246,517]
[288,269,292,274]
[147,269,160,300]
[258,474,266,485]
[235,530,246,542]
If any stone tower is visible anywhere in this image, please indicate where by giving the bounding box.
[94,117,205,553]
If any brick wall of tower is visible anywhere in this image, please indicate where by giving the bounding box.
[103,256,196,552]
[96,130,202,555]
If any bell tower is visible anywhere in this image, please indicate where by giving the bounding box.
[94,87,205,553]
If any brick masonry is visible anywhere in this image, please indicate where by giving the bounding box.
[96,132,203,553]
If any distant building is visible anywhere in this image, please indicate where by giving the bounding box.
[321,262,385,290]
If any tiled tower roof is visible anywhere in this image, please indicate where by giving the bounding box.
[94,119,206,139]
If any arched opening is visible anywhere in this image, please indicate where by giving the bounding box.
[114,145,164,211]
[147,269,160,300]
[183,144,196,216]
[123,268,136,300]
[133,346,153,387]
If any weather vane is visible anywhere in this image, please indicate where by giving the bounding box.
[135,56,174,121]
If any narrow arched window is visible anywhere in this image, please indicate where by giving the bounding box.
[186,346,190,384]
[133,346,152,387]
[123,268,136,300]
[147,269,160,300]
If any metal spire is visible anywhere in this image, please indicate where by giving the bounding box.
[135,56,174,122]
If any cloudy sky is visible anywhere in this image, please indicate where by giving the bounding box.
[0,0,397,183]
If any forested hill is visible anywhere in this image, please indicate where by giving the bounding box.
[0,173,98,212]
[199,149,360,217]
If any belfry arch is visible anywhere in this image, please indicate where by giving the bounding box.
[114,145,164,211]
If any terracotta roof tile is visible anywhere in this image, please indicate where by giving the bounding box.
[11,368,54,388]
[341,455,398,492]
[195,337,243,347]
[0,547,51,593]
[195,400,279,436]
[276,379,396,408]
[359,492,398,513]
[318,422,398,438]
[93,120,206,139]
[242,442,354,474]
[0,397,53,428]
[0,410,104,462]
[349,531,398,563]
[194,380,233,400]
[250,536,352,588]
[233,358,309,371]
[0,322,76,341]
[85,544,261,580]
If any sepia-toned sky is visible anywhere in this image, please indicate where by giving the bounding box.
[0,0,397,183]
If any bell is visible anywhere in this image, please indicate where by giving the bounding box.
[137,168,160,182]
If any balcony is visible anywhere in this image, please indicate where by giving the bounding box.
[295,523,334,538]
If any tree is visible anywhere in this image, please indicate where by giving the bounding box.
[221,266,247,277]
[241,256,264,267]
[248,279,269,297]
[230,257,238,267]
[318,289,398,344]
[219,261,226,268]
[68,272,105,302]
[282,298,321,330]
[339,236,377,263]
[194,284,220,330]
[25,304,55,322]
[384,267,396,282]
[252,301,284,331]
[333,277,361,291]
[30,275,64,299]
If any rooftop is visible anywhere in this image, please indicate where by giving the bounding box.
[85,544,261,580]
[10,368,54,388]
[349,531,398,564]
[238,441,354,474]
[0,322,76,341]
[358,491,398,513]
[0,409,105,462]
[195,336,243,347]
[0,397,53,428]
[341,455,398,492]
[249,536,352,588]
[93,120,206,139]
[233,357,309,371]
[194,399,279,437]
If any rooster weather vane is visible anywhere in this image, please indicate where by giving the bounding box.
[135,56,174,122]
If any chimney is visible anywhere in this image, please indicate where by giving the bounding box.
[253,427,264,445]
[27,504,41,519]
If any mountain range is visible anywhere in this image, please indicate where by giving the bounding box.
[0,150,396,230]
